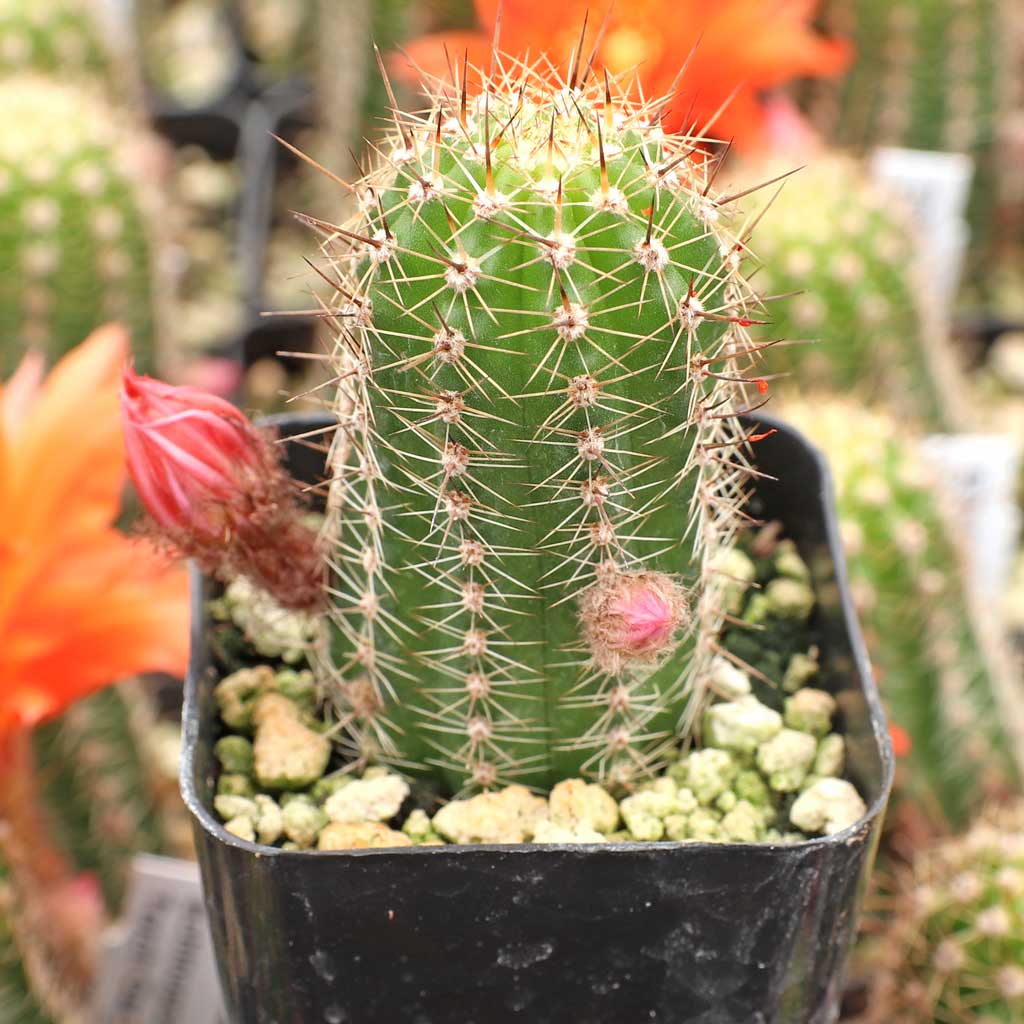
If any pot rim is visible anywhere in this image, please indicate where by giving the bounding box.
[180,412,895,859]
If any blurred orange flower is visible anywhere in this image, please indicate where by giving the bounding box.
[0,326,190,734]
[399,0,850,150]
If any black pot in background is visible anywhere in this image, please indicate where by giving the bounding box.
[181,413,894,1024]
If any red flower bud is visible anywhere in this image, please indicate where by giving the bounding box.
[579,571,690,676]
[120,366,324,611]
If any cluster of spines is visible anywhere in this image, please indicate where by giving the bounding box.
[298,42,777,793]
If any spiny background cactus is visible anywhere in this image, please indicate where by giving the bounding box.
[803,0,1016,272]
[0,874,50,1024]
[864,800,1024,1023]
[784,401,1022,828]
[31,683,184,910]
[748,157,969,432]
[0,0,111,82]
[311,52,771,795]
[808,0,1011,155]
[0,76,165,375]
[0,681,188,1024]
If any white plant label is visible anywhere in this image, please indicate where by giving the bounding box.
[869,147,973,309]
[920,434,1022,603]
[90,855,227,1024]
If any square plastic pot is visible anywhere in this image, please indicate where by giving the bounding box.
[181,413,894,1024]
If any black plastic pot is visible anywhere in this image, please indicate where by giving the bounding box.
[181,413,894,1024]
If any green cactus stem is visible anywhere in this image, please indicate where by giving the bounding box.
[308,54,773,795]
[784,400,1023,827]
[748,157,969,432]
[0,76,165,375]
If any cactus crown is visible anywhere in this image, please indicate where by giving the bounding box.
[311,48,772,794]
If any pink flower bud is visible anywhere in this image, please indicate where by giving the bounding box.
[579,571,689,675]
[120,365,324,611]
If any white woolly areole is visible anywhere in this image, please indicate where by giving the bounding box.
[444,255,482,293]
[472,191,510,218]
[678,293,706,329]
[553,302,589,341]
[408,175,441,203]
[432,327,466,364]
[567,374,599,408]
[634,238,669,273]
[590,186,628,214]
[368,229,396,264]
[545,232,577,269]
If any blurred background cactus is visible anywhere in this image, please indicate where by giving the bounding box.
[785,401,1022,828]
[31,683,191,910]
[136,0,241,108]
[803,0,1019,281]
[749,158,970,431]
[861,800,1024,1022]
[0,76,167,375]
[0,0,113,83]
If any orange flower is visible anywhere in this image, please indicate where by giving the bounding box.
[0,326,190,734]
[399,0,850,150]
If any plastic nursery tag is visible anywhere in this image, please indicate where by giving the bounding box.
[90,854,227,1024]
[869,147,974,311]
[921,434,1022,603]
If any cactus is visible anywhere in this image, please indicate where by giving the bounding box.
[783,401,1023,827]
[2,685,188,1017]
[31,683,180,910]
[0,77,164,375]
[137,0,239,107]
[238,0,316,79]
[864,800,1024,1023]
[0,872,52,1024]
[804,0,1016,266]
[308,55,770,795]
[0,0,111,82]
[748,157,968,432]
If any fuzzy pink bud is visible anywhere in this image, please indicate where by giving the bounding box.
[579,571,689,675]
[120,366,324,611]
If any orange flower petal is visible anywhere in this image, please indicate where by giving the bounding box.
[7,325,128,543]
[398,0,850,151]
[0,326,191,733]
[392,30,494,91]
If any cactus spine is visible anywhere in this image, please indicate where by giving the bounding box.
[315,56,768,794]
[783,401,1022,827]
[0,77,164,374]
[750,158,968,432]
